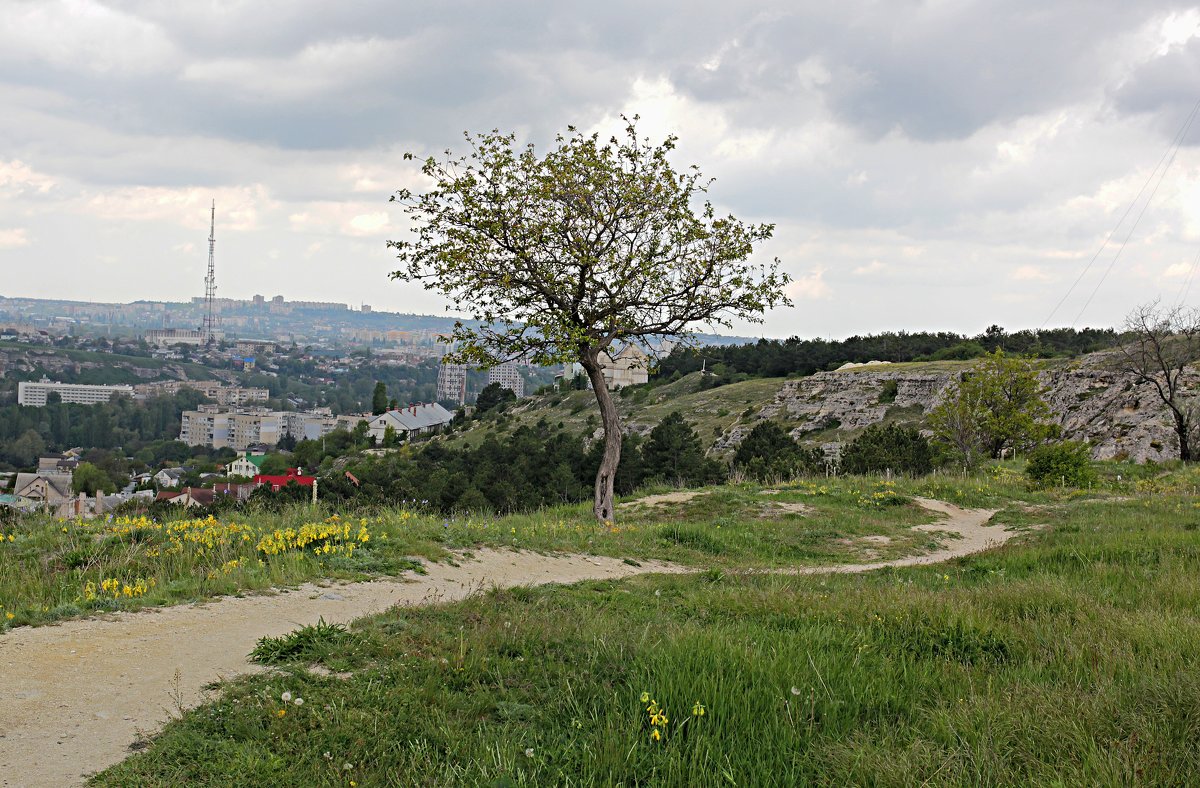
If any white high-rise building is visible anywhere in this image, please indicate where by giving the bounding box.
[18,379,134,407]
[486,363,525,398]
[437,363,468,405]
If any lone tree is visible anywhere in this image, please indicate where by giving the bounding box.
[371,381,388,415]
[1115,301,1200,460]
[927,350,1056,469]
[388,120,789,520]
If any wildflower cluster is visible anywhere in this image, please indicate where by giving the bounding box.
[89,514,256,557]
[83,576,156,600]
[256,515,371,558]
[641,692,669,742]
[857,481,909,508]
[207,558,245,580]
[639,691,708,744]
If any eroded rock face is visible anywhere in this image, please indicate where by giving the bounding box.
[719,354,1190,463]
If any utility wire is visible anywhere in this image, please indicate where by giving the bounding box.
[1040,96,1200,329]
[1070,117,1193,326]
[1173,244,1200,307]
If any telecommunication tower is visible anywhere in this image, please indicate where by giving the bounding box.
[202,200,219,346]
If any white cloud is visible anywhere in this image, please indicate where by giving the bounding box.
[347,212,390,235]
[1012,264,1052,282]
[852,260,885,275]
[0,228,30,250]
[787,267,832,300]
[86,185,275,232]
[0,0,177,75]
[0,160,56,195]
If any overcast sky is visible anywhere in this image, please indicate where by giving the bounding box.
[3,1,1200,339]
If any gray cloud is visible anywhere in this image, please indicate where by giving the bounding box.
[3,1,1200,337]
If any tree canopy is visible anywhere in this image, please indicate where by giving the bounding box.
[1114,301,1200,460]
[927,350,1056,468]
[388,119,789,520]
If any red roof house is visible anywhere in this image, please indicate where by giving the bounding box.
[253,468,316,492]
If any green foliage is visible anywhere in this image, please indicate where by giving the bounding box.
[927,350,1056,468]
[733,421,824,481]
[258,454,290,476]
[654,326,1122,380]
[71,461,117,496]
[840,424,934,477]
[371,381,388,415]
[1025,442,1097,488]
[877,379,899,404]
[475,382,516,414]
[641,412,725,486]
[250,618,348,665]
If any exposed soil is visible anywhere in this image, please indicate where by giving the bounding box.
[0,497,1016,787]
[616,491,708,509]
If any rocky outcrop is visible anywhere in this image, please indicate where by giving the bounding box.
[722,354,1190,463]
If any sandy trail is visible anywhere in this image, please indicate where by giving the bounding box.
[0,498,1011,787]
[774,497,1006,575]
[0,550,684,788]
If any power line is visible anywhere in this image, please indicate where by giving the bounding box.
[1071,119,1192,326]
[1040,96,1200,329]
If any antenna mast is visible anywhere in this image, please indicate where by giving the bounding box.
[202,200,219,346]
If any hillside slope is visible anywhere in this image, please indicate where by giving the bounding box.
[445,352,1188,463]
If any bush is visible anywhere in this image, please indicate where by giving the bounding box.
[878,380,899,404]
[840,423,934,477]
[1025,441,1096,488]
[733,421,824,481]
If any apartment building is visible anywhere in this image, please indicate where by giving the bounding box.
[18,378,134,407]
[486,362,525,398]
[437,363,468,404]
[180,405,360,449]
[134,380,269,406]
[180,405,284,450]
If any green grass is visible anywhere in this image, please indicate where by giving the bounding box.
[444,373,788,452]
[0,477,999,629]
[92,490,1200,786]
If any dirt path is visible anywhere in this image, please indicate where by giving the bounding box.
[0,550,684,788]
[777,497,1007,575]
[0,498,1011,787]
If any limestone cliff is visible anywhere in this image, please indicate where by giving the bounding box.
[720,353,1189,463]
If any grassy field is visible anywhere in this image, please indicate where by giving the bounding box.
[0,475,1016,629]
[89,476,1200,786]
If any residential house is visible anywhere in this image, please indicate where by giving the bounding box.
[154,468,186,488]
[367,402,454,444]
[227,453,268,479]
[155,487,216,507]
[13,473,73,512]
[253,469,316,492]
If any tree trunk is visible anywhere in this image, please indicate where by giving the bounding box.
[580,349,622,522]
[1171,407,1192,461]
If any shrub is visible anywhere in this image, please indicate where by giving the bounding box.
[878,380,899,404]
[733,421,824,481]
[840,423,934,477]
[1025,441,1096,488]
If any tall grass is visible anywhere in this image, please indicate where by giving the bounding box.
[94,492,1200,786]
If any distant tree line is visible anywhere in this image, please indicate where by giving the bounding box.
[655,325,1121,381]
[0,390,207,470]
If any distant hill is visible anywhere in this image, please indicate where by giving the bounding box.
[442,352,1185,464]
